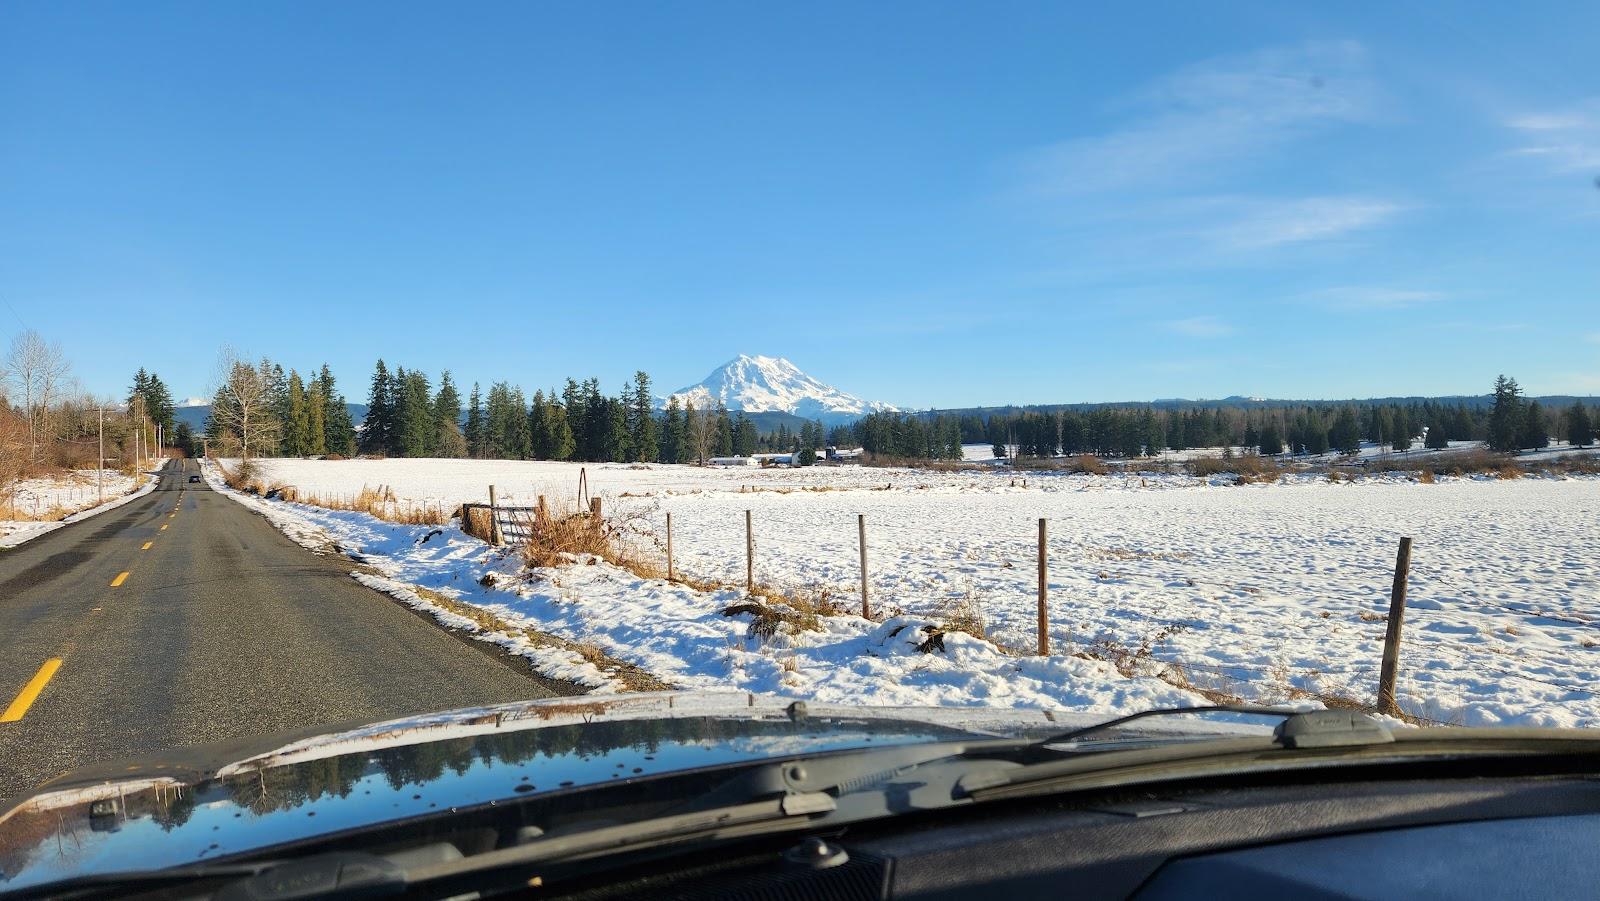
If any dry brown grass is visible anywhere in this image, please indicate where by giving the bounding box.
[721,600,822,639]
[280,484,447,525]
[519,507,622,568]
[860,455,981,471]
[386,577,669,692]
[1418,469,1436,484]
[1188,454,1278,479]
[1548,454,1600,475]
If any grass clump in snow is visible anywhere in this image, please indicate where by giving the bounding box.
[721,599,822,640]
[520,506,619,569]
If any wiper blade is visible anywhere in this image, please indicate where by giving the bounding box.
[963,709,1401,799]
[1034,704,1299,748]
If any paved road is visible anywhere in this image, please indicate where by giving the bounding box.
[0,458,576,805]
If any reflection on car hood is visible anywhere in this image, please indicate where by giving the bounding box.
[0,692,1067,892]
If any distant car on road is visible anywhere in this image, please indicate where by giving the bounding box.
[188,475,201,483]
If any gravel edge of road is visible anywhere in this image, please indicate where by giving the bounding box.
[198,460,628,699]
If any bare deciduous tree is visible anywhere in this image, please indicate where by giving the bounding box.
[685,401,713,465]
[211,352,279,464]
[4,330,72,466]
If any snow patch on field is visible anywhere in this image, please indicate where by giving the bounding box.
[218,457,1600,725]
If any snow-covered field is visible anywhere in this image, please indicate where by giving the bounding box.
[0,464,161,547]
[220,456,1600,727]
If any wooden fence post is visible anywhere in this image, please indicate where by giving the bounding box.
[589,497,602,517]
[487,485,503,546]
[745,509,754,595]
[1377,536,1413,715]
[666,512,674,581]
[537,495,548,526]
[859,513,870,619]
[1037,518,1049,656]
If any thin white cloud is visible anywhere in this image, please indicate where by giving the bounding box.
[1163,316,1234,338]
[1586,332,1600,345]
[1309,286,1448,311]
[1505,99,1600,174]
[1019,41,1377,196]
[1206,196,1404,250]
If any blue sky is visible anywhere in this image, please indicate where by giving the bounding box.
[2,2,1596,408]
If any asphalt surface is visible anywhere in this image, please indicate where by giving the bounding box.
[0,458,576,806]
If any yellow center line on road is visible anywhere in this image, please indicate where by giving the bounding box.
[141,541,153,550]
[110,571,130,587]
[1,658,63,723]
[160,524,168,531]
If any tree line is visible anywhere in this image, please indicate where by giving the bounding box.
[199,356,1598,466]
[972,377,1591,459]
[203,356,357,460]
[207,358,834,465]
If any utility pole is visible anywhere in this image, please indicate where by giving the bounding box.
[97,406,104,504]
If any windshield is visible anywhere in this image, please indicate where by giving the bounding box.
[2,0,1597,883]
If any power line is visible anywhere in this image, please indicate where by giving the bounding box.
[0,294,25,330]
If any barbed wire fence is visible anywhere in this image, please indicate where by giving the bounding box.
[465,470,1594,725]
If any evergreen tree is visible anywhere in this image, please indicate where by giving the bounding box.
[128,368,149,416]
[562,379,587,460]
[432,371,465,458]
[528,389,551,459]
[465,383,484,458]
[732,413,758,456]
[1258,423,1284,455]
[1519,400,1549,450]
[546,397,575,460]
[1328,407,1361,455]
[174,421,195,457]
[507,387,532,458]
[1566,402,1593,448]
[1391,407,1413,452]
[317,365,354,456]
[602,397,630,462]
[128,368,178,442]
[1487,374,1524,452]
[284,370,311,456]
[1141,410,1164,456]
[305,376,328,456]
[1303,409,1329,455]
[1425,417,1451,450]
[392,369,434,457]
[660,396,685,464]
[715,404,733,456]
[628,371,658,463]
[264,362,288,455]
[361,360,394,455]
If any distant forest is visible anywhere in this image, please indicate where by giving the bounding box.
[193,356,1596,465]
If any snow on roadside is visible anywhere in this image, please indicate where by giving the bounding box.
[225,456,1600,727]
[1,463,164,548]
[202,459,1205,713]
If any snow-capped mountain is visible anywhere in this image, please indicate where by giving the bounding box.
[664,355,896,424]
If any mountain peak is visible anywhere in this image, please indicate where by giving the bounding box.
[666,355,895,424]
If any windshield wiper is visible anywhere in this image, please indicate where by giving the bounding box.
[1032,704,1301,748]
[963,709,1402,799]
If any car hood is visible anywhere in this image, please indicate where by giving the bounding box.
[0,692,1071,893]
